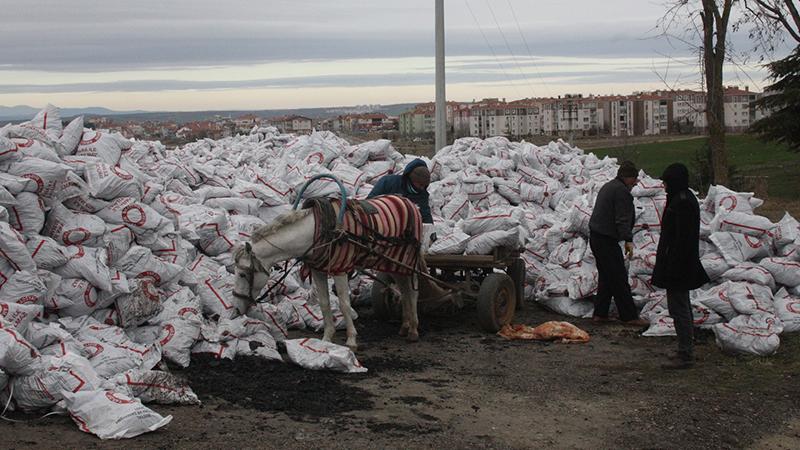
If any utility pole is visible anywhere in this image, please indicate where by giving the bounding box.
[435,0,446,153]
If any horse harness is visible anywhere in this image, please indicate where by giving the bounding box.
[237,195,423,304]
[301,195,423,278]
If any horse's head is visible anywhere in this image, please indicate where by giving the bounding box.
[233,242,270,303]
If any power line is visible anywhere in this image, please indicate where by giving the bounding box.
[464,0,523,100]
[506,0,553,98]
[485,0,537,99]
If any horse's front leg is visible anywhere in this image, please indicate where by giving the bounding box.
[396,275,419,342]
[333,274,357,351]
[311,270,336,343]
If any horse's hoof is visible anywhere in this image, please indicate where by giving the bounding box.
[406,332,419,343]
[398,327,409,337]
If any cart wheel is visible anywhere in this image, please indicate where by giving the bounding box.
[476,273,516,332]
[371,273,402,322]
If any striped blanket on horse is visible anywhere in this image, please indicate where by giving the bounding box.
[301,195,422,276]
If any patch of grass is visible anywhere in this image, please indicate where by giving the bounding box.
[592,134,800,200]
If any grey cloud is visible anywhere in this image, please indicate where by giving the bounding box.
[0,66,705,94]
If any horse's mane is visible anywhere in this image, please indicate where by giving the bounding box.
[250,208,312,244]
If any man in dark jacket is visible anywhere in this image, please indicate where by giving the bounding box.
[368,158,434,224]
[651,163,710,369]
[588,161,648,327]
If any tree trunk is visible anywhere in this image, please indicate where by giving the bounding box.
[701,0,732,186]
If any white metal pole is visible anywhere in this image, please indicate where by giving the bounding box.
[435,0,446,153]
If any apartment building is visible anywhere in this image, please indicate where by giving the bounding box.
[333,113,393,133]
[267,115,313,134]
[399,101,460,136]
[400,85,764,139]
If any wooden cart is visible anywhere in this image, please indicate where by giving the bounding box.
[371,247,525,333]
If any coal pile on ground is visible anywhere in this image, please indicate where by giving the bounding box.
[183,354,374,421]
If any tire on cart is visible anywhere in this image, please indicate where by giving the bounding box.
[371,273,403,322]
[476,273,516,332]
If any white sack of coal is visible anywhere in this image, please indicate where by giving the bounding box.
[643,313,676,337]
[726,282,775,316]
[113,369,200,405]
[700,253,732,281]
[0,301,43,333]
[3,192,45,236]
[116,246,183,286]
[0,221,36,271]
[631,173,664,197]
[197,274,247,320]
[466,227,520,255]
[773,212,799,246]
[713,313,783,356]
[63,389,172,440]
[709,232,771,265]
[759,257,800,288]
[7,352,105,413]
[0,136,19,162]
[774,288,800,333]
[43,202,107,247]
[711,210,775,238]
[235,329,282,362]
[75,130,125,165]
[284,338,366,373]
[245,303,291,341]
[6,158,72,205]
[54,245,113,292]
[0,324,41,376]
[81,340,161,379]
[97,197,172,237]
[115,279,164,328]
[704,185,762,215]
[721,262,776,290]
[57,116,84,156]
[85,161,143,200]
[537,296,594,319]
[158,318,202,368]
[566,261,599,300]
[0,270,55,306]
[462,207,524,236]
[429,228,471,255]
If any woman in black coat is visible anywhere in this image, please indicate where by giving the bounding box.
[651,163,710,369]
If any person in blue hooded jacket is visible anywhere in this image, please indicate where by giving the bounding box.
[369,158,453,302]
[368,158,434,225]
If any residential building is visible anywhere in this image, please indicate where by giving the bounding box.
[399,102,460,136]
[333,113,394,133]
[267,115,313,134]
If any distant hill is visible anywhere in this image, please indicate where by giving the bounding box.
[0,103,419,124]
[0,105,148,122]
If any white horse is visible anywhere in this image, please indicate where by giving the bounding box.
[232,202,422,351]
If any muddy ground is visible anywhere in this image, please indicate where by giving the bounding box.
[4,300,800,450]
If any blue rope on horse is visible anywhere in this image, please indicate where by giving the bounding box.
[292,174,348,225]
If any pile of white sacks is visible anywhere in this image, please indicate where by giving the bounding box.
[0,104,798,437]
[0,105,370,438]
[426,136,800,357]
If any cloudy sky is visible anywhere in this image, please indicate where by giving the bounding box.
[0,0,787,111]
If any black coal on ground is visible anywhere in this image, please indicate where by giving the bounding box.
[183,354,373,421]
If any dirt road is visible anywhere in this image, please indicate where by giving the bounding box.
[4,302,800,449]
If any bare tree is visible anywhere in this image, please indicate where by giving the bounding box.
[741,1,800,53]
[658,1,738,186]
[702,0,735,185]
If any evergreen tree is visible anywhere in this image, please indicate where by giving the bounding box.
[751,46,800,151]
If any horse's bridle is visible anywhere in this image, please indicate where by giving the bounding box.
[232,237,323,304]
[232,245,261,302]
